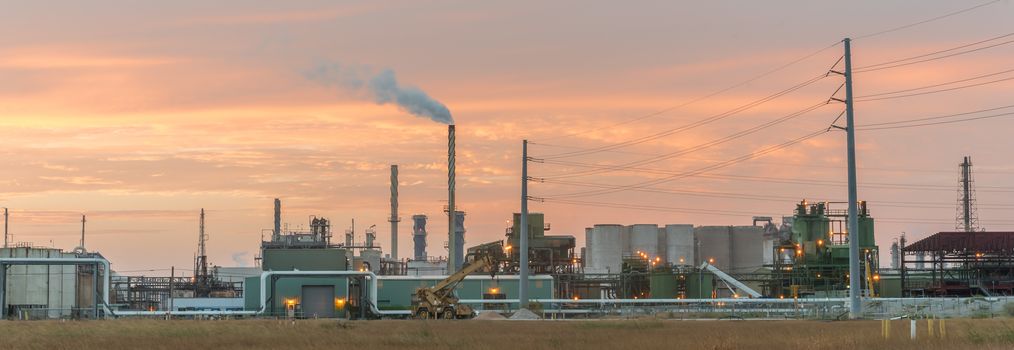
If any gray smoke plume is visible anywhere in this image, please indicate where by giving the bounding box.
[231,251,250,267]
[306,63,453,124]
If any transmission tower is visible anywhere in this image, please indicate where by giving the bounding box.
[955,156,980,232]
[194,208,211,297]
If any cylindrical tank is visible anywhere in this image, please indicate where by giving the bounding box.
[665,224,694,266]
[360,249,382,273]
[649,270,677,298]
[589,224,623,274]
[629,224,660,260]
[695,226,731,270]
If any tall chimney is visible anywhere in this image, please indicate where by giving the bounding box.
[80,214,86,249]
[3,207,7,248]
[413,215,428,260]
[273,198,281,241]
[447,124,457,272]
[389,164,400,260]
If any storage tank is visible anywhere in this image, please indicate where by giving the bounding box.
[695,226,731,271]
[649,271,678,298]
[731,226,764,274]
[360,249,383,273]
[664,224,694,266]
[629,224,659,259]
[589,224,623,274]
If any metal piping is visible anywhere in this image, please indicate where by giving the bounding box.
[0,257,112,317]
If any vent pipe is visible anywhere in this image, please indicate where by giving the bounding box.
[273,198,281,241]
[389,165,400,260]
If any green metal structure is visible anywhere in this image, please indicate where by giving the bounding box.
[770,200,879,298]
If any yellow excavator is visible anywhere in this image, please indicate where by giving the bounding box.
[412,254,498,319]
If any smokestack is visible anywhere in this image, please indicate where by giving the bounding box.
[4,207,9,248]
[80,214,86,249]
[389,165,400,260]
[413,215,428,260]
[273,198,281,241]
[448,124,457,272]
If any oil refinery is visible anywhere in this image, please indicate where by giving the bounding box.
[4,144,1013,320]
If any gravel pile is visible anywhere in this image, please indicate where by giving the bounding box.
[508,308,541,320]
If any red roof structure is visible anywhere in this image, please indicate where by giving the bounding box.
[903,231,1014,253]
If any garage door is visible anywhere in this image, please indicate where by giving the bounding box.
[301,285,335,318]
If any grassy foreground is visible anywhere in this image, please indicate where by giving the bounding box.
[2,318,1014,350]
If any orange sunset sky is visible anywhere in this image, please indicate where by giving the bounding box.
[2,1,1013,273]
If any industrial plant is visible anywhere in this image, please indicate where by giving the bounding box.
[2,123,1010,320]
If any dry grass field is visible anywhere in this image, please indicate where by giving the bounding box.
[2,318,1014,350]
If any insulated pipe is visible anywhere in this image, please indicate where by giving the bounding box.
[114,310,256,316]
[0,258,112,317]
[459,298,849,304]
[257,271,410,316]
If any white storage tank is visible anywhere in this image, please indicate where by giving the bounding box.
[664,224,694,266]
[629,224,660,260]
[589,224,624,274]
[359,249,383,273]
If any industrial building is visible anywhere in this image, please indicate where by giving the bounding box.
[901,231,1014,296]
[0,246,108,319]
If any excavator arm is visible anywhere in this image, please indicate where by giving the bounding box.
[430,255,496,294]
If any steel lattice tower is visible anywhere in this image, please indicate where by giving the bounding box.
[955,156,980,232]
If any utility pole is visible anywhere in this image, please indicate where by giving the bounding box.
[843,37,862,319]
[519,140,530,309]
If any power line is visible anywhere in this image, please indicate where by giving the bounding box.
[537,178,1014,209]
[539,128,830,199]
[855,35,1014,73]
[538,101,833,179]
[859,110,1014,129]
[537,198,760,217]
[857,32,1014,70]
[856,76,1014,102]
[534,141,1014,175]
[854,0,1002,40]
[537,41,842,141]
[534,160,1014,193]
[857,68,1014,99]
[536,73,830,159]
[536,199,1014,225]
[858,103,1014,127]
